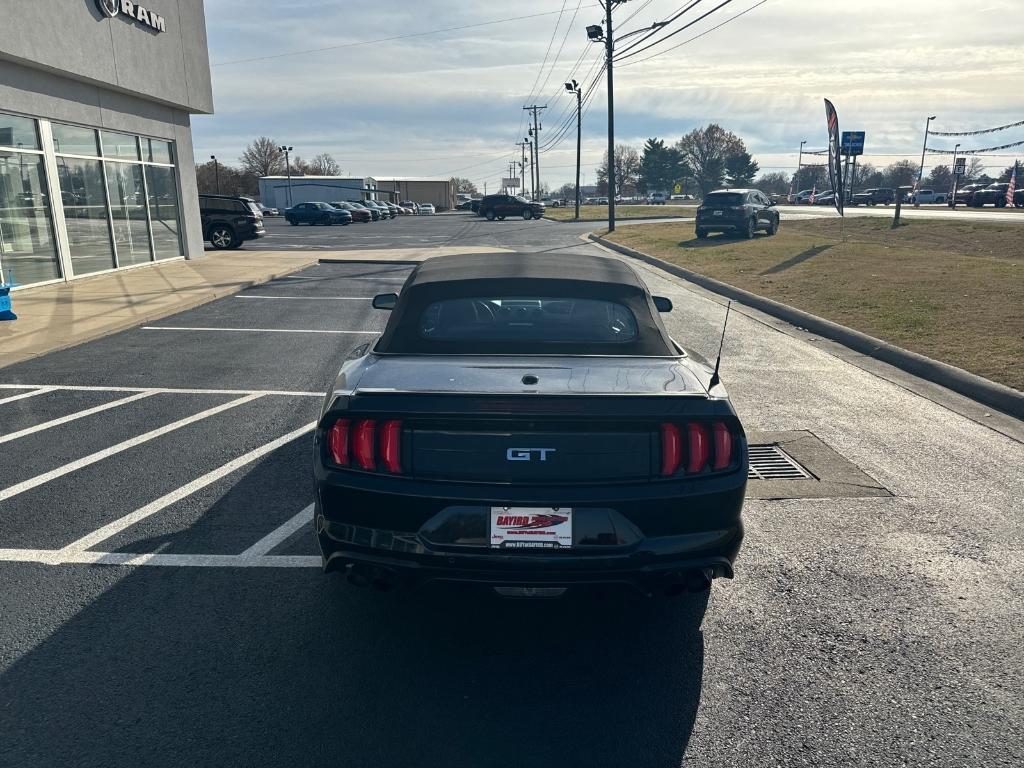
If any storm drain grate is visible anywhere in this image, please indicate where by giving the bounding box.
[747,444,814,480]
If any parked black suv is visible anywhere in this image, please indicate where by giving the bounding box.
[477,194,545,220]
[850,188,895,206]
[199,194,265,249]
[695,189,779,239]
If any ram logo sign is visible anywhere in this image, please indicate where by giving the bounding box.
[94,0,167,33]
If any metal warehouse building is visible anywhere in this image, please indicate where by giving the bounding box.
[0,0,212,290]
[258,176,455,211]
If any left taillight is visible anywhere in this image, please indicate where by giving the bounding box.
[325,417,403,474]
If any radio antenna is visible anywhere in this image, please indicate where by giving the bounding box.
[708,301,732,389]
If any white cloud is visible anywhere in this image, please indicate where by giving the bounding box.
[193,0,1024,188]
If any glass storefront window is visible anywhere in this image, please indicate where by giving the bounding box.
[52,123,99,157]
[101,131,139,161]
[144,165,182,259]
[145,139,173,164]
[0,112,40,150]
[56,157,116,275]
[0,150,60,285]
[105,162,152,267]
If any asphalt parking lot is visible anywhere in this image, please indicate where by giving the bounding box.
[2,214,1022,767]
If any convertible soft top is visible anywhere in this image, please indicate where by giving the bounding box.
[375,252,676,356]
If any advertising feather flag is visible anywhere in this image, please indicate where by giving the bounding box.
[1007,162,1017,206]
[824,99,844,216]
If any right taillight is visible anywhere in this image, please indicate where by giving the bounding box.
[660,420,736,477]
[712,422,732,470]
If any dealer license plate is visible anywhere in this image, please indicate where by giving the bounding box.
[490,507,572,549]
[713,209,723,216]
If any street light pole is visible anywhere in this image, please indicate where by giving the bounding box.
[916,115,936,207]
[566,79,582,221]
[210,155,220,194]
[794,139,806,201]
[279,145,294,207]
[950,142,961,210]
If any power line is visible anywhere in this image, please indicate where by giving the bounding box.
[212,9,570,66]
[615,0,707,59]
[535,0,586,101]
[616,0,735,62]
[618,0,768,67]
[523,1,571,112]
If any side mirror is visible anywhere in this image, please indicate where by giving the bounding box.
[653,296,673,313]
[372,293,398,310]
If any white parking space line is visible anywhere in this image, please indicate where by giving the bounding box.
[235,295,375,301]
[0,390,157,445]
[142,326,377,335]
[0,384,323,397]
[0,394,262,504]
[0,387,56,406]
[56,421,317,559]
[238,504,313,558]
[0,548,321,568]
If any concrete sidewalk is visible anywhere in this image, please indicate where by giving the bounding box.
[0,250,325,369]
[0,245,511,369]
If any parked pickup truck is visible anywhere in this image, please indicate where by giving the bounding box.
[850,188,895,206]
[911,189,947,204]
[969,183,1012,208]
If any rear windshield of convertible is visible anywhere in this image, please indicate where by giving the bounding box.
[419,297,638,344]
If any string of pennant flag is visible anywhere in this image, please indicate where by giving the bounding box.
[925,138,1024,155]
[929,118,1024,137]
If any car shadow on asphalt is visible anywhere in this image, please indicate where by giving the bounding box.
[0,564,709,767]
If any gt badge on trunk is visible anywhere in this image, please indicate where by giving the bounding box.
[490,507,572,548]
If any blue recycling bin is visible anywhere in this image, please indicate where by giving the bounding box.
[0,282,16,321]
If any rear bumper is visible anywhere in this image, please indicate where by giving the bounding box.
[696,217,745,231]
[313,476,746,593]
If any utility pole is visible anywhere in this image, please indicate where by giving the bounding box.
[210,155,220,194]
[278,145,294,207]
[516,140,529,196]
[565,79,582,220]
[604,0,616,230]
[525,137,534,199]
[524,105,546,200]
[793,139,806,201]
[916,115,936,207]
[950,143,961,209]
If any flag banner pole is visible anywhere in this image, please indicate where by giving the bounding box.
[824,98,845,243]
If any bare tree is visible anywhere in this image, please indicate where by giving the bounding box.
[754,171,790,196]
[289,156,312,176]
[676,124,745,196]
[310,153,340,175]
[450,177,479,195]
[964,157,985,182]
[239,137,284,177]
[596,144,641,196]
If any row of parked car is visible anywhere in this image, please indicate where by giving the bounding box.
[790,183,1023,208]
[199,193,438,250]
[284,199,435,226]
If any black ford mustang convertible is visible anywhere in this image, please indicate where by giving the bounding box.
[313,252,747,597]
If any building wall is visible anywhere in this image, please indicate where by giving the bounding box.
[0,0,213,115]
[376,180,455,209]
[257,177,374,210]
[0,58,203,259]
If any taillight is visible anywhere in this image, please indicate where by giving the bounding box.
[660,423,681,476]
[712,421,732,470]
[379,419,402,473]
[327,419,350,466]
[353,419,377,470]
[687,423,710,473]
[326,417,403,474]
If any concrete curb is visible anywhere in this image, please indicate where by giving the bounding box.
[590,233,1024,420]
[544,214,691,223]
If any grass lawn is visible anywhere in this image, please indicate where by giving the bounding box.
[604,217,1023,391]
[545,204,696,222]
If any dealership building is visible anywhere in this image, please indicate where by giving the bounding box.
[0,0,212,290]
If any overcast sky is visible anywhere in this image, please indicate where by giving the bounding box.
[192,0,1023,190]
